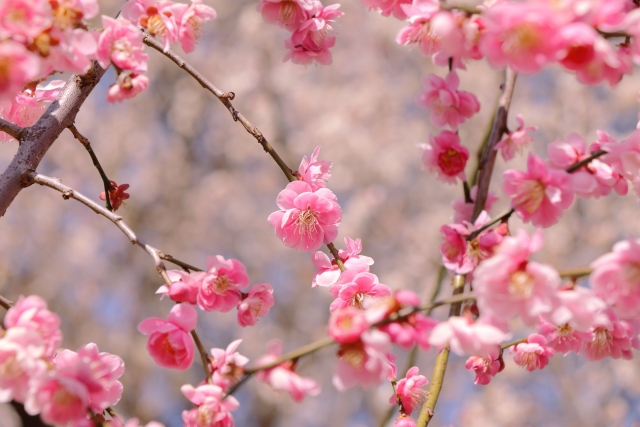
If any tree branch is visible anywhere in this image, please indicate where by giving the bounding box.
[0,118,25,141]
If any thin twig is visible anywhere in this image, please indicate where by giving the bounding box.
[565,150,607,173]
[159,253,204,272]
[68,124,114,211]
[558,267,593,279]
[0,294,14,310]
[191,330,213,383]
[0,118,25,141]
[467,208,514,241]
[500,337,527,350]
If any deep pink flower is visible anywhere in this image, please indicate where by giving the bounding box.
[465,351,502,385]
[389,366,428,415]
[283,4,343,66]
[333,330,393,391]
[97,16,148,73]
[237,283,274,327]
[170,0,217,54]
[5,295,62,359]
[0,0,52,42]
[329,306,370,344]
[473,229,561,326]
[503,153,574,227]
[0,327,46,403]
[106,73,149,103]
[99,180,130,211]
[394,414,417,427]
[181,384,239,427]
[451,186,498,224]
[419,130,469,184]
[256,0,316,30]
[268,181,342,252]
[121,0,177,51]
[396,0,441,56]
[156,270,204,305]
[428,316,508,357]
[0,41,41,101]
[298,146,332,191]
[510,333,554,371]
[495,114,537,161]
[210,339,249,390]
[329,272,391,312]
[537,320,592,356]
[361,0,411,20]
[312,237,374,288]
[255,340,321,402]
[137,303,197,370]
[376,291,438,350]
[583,309,640,361]
[417,72,480,131]
[197,255,249,313]
[24,372,90,426]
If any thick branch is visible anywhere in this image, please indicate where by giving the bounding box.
[0,118,25,141]
[0,62,108,216]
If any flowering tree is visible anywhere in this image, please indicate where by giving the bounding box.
[2,0,640,426]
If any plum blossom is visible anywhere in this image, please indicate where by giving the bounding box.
[465,351,502,385]
[24,372,90,425]
[428,316,508,357]
[156,270,204,305]
[268,181,342,252]
[210,340,249,390]
[0,327,46,403]
[416,72,480,131]
[0,41,41,100]
[237,283,274,327]
[255,340,321,401]
[503,153,574,227]
[122,0,177,51]
[329,306,369,344]
[510,334,554,371]
[582,309,640,361]
[99,180,131,210]
[137,303,197,370]
[283,4,344,65]
[311,237,373,287]
[376,291,438,350]
[451,186,498,223]
[257,0,316,30]
[106,73,149,103]
[542,285,607,333]
[181,384,239,427]
[473,229,561,325]
[333,330,393,391]
[329,272,391,312]
[297,146,332,191]
[5,295,62,359]
[198,256,249,313]
[537,320,592,355]
[361,0,412,20]
[396,1,441,56]
[389,366,428,415]
[419,131,469,184]
[97,16,148,73]
[395,415,417,427]
[0,0,53,41]
[170,0,217,53]
[495,114,537,161]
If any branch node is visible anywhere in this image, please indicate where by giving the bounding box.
[62,190,73,200]
[221,92,235,100]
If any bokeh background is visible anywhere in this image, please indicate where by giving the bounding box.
[1,0,640,426]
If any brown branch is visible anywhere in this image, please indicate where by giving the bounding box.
[191,329,213,383]
[500,337,527,350]
[0,61,108,217]
[68,124,114,211]
[0,118,25,141]
[159,253,204,272]
[565,150,606,173]
[558,267,592,279]
[0,294,14,310]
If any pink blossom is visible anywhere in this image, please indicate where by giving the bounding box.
[54,343,125,412]
[197,255,249,313]
[419,131,469,184]
[465,351,502,385]
[237,283,274,327]
[283,4,343,66]
[255,340,321,401]
[361,0,412,20]
[598,129,640,195]
[5,295,62,359]
[503,154,574,227]
[510,334,554,371]
[0,41,41,101]
[311,237,374,287]
[376,291,438,350]
[50,0,99,27]
[45,27,97,75]
[0,327,46,403]
[537,320,592,355]
[396,1,441,56]
[451,186,498,223]
[473,229,561,325]
[417,72,480,131]
[495,114,537,161]
[329,272,391,312]
[480,2,561,73]
[137,303,197,370]
[591,239,640,319]
[428,316,508,357]
[0,0,53,41]
[24,372,90,425]
[329,306,370,344]
[268,181,342,252]
[99,180,131,210]
[121,0,177,51]
[583,309,640,361]
[394,415,417,427]
[106,73,149,103]
[256,0,316,30]
[110,419,166,427]
[298,146,332,191]
[210,339,249,390]
[542,285,607,333]
[389,366,428,415]
[156,270,204,305]
[97,16,148,73]
[333,330,393,391]
[170,0,217,54]
[181,384,239,427]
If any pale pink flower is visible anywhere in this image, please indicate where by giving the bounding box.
[597,128,640,195]
[428,316,508,357]
[156,270,204,305]
[583,309,640,361]
[451,186,498,223]
[283,4,343,66]
[255,340,321,402]
[210,339,249,390]
[417,72,480,131]
[45,27,97,75]
[473,229,561,326]
[537,320,592,355]
[97,16,148,73]
[329,272,391,312]
[480,1,561,73]
[389,366,428,415]
[503,153,574,227]
[375,291,438,349]
[311,237,374,288]
[181,384,239,427]
[298,146,332,191]
[0,41,41,101]
[24,372,90,425]
[106,73,149,103]
[197,255,249,313]
[5,295,62,359]
[495,114,537,161]
[419,130,469,184]
[394,415,417,427]
[0,0,53,41]
[268,181,342,252]
[256,0,316,30]
[0,327,46,403]
[361,0,412,20]
[511,334,554,371]
[54,343,125,412]
[329,306,370,344]
[50,0,99,28]
[591,239,640,319]
[542,285,608,333]
[137,303,196,370]
[465,351,502,385]
[333,330,393,391]
[237,283,274,327]
[121,0,177,51]
[396,1,441,56]
[170,0,217,54]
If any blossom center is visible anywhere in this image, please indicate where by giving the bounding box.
[113,39,133,57]
[52,386,80,407]
[437,147,465,176]
[197,404,215,425]
[0,58,10,86]
[52,2,82,29]
[279,1,297,25]
[146,14,167,36]
[508,270,535,299]
[338,342,365,368]
[556,323,575,342]
[295,207,320,237]
[503,23,540,54]
[351,292,366,309]
[214,274,232,293]
[161,334,177,356]
[512,179,545,213]
[593,327,612,351]
[0,354,23,380]
[621,262,640,288]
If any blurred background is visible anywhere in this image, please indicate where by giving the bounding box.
[1,0,640,426]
